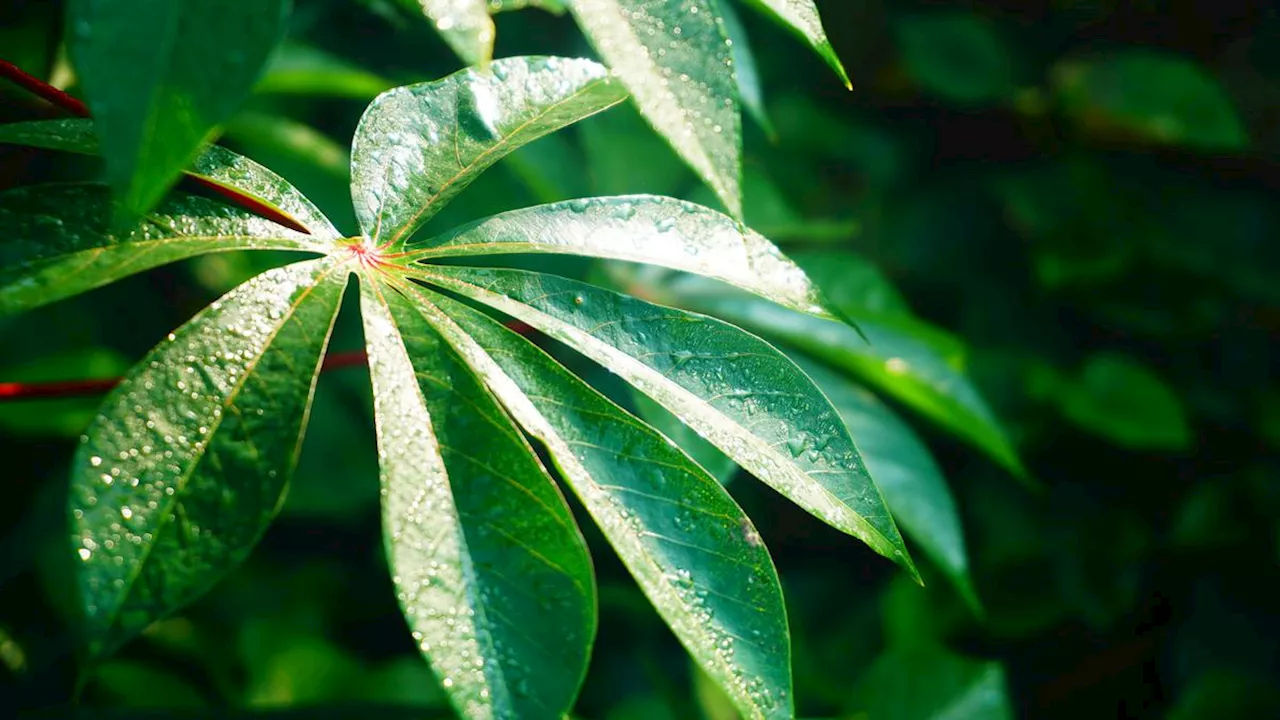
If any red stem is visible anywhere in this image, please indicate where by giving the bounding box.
[0,57,311,235]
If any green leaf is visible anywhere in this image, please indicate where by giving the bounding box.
[0,347,130,437]
[349,56,627,249]
[894,12,1014,106]
[389,283,794,720]
[256,43,396,100]
[0,119,342,239]
[68,0,290,218]
[491,0,566,13]
[569,0,743,217]
[719,1,773,137]
[1054,50,1248,150]
[0,184,324,317]
[631,390,738,486]
[359,277,595,719]
[606,264,1025,478]
[404,0,496,66]
[70,258,348,656]
[850,645,1013,720]
[409,266,914,573]
[1055,353,1192,450]
[740,0,850,89]
[793,358,978,613]
[407,195,838,320]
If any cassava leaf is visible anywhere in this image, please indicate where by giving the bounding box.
[390,283,794,720]
[256,43,396,100]
[68,0,290,218]
[70,258,348,656]
[631,390,738,486]
[569,0,743,217]
[795,357,978,613]
[410,265,915,573]
[740,0,850,89]
[604,264,1026,479]
[0,184,324,317]
[403,0,496,66]
[349,56,627,249]
[0,119,342,239]
[404,195,838,319]
[359,275,595,719]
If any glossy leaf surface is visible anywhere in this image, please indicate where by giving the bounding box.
[70,258,347,655]
[719,1,772,136]
[0,119,341,239]
[0,184,322,317]
[360,277,595,719]
[399,287,794,720]
[409,195,836,319]
[740,0,849,88]
[350,56,627,248]
[795,358,977,611]
[569,0,742,217]
[68,0,289,217]
[414,265,914,572]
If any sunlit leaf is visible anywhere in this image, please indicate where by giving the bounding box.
[489,0,566,13]
[360,276,595,719]
[740,0,850,88]
[350,56,627,248]
[412,265,915,573]
[406,195,837,319]
[570,0,742,217]
[394,284,794,720]
[0,119,342,239]
[1054,49,1248,150]
[794,358,978,612]
[0,184,324,316]
[68,0,289,218]
[631,390,738,486]
[70,258,348,655]
[402,0,495,66]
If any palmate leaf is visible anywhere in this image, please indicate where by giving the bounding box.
[739,0,850,89]
[350,56,628,249]
[569,0,743,218]
[70,258,347,655]
[359,276,595,718]
[67,0,290,219]
[0,184,325,317]
[408,264,914,573]
[0,118,342,239]
[381,282,793,720]
[406,195,836,319]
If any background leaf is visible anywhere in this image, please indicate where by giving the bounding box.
[848,644,1013,720]
[68,0,290,218]
[894,12,1014,106]
[1052,353,1193,451]
[403,0,495,66]
[570,0,742,217]
[70,258,347,655]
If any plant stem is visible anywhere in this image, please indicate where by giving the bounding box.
[0,57,312,235]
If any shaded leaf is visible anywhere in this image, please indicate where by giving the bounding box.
[849,644,1013,720]
[413,265,915,573]
[350,56,627,248]
[570,0,742,217]
[1056,353,1192,450]
[0,347,130,437]
[395,284,794,720]
[719,1,773,137]
[408,195,838,319]
[631,390,738,486]
[794,358,978,612]
[70,258,348,656]
[257,44,396,100]
[359,276,595,719]
[1054,50,1248,150]
[740,0,849,88]
[0,184,323,317]
[895,13,1014,106]
[68,0,290,218]
[0,118,342,239]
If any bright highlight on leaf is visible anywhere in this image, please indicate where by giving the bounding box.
[403,0,497,66]
[741,0,851,89]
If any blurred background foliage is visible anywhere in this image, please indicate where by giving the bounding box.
[3,0,1280,718]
